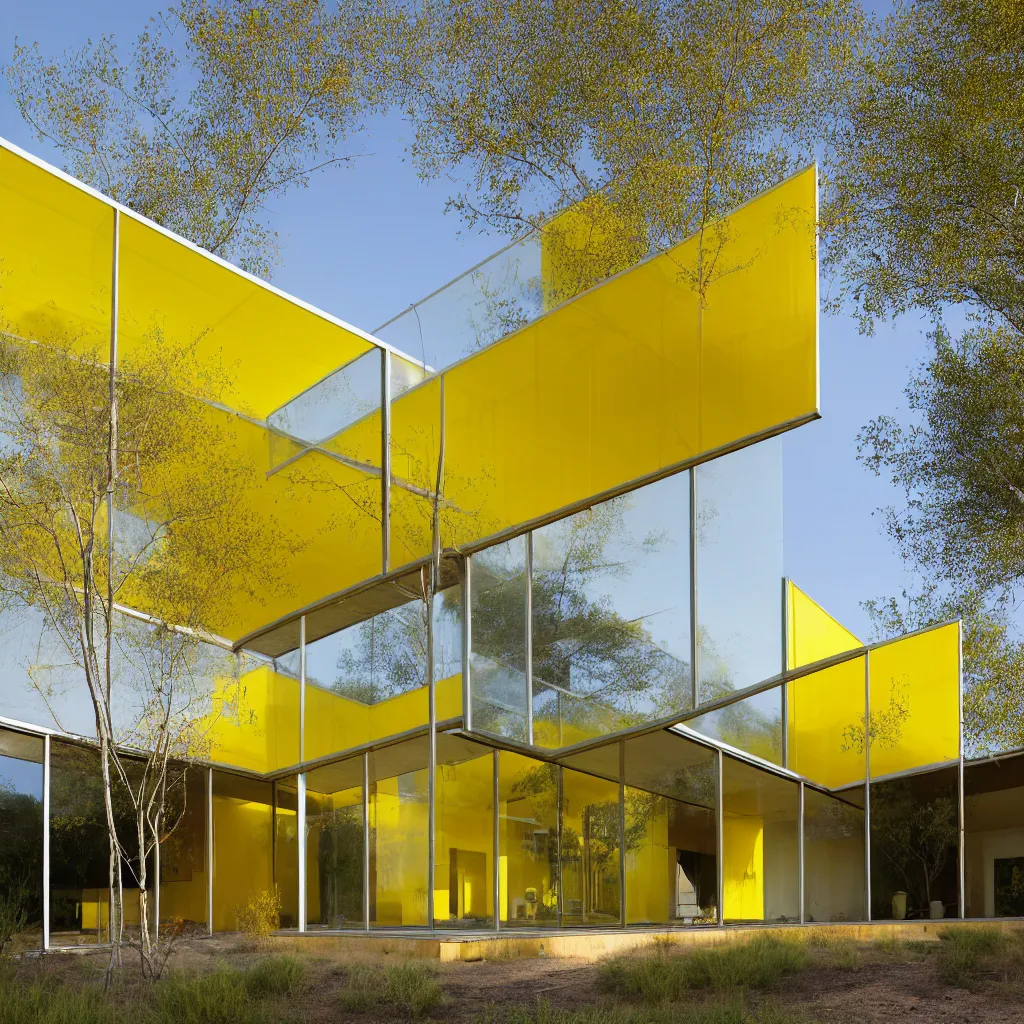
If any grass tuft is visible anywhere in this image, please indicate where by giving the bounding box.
[498,996,809,1023]
[600,934,808,1003]
[0,981,120,1024]
[806,928,858,970]
[244,955,305,998]
[153,967,266,1024]
[340,961,441,1018]
[936,926,1008,990]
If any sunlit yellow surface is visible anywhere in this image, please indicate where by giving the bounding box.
[787,580,861,670]
[0,147,113,355]
[868,622,960,778]
[787,657,867,790]
[723,815,764,921]
[439,167,817,550]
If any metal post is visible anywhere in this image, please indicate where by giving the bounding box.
[42,734,50,952]
[556,766,564,928]
[525,533,534,744]
[154,809,161,945]
[716,749,724,926]
[463,558,472,732]
[381,348,391,575]
[299,616,306,764]
[689,469,700,709]
[618,740,626,928]
[957,622,966,918]
[297,773,307,932]
[781,578,789,769]
[271,781,278,885]
[493,749,501,931]
[864,654,872,922]
[362,751,370,931]
[797,781,805,924]
[206,768,214,935]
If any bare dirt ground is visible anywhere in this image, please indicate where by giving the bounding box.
[8,934,1024,1023]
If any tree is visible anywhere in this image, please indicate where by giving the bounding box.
[857,329,1024,754]
[4,0,383,277]
[0,328,292,975]
[396,0,862,301]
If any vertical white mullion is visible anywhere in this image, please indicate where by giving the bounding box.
[493,749,500,931]
[299,616,306,764]
[957,621,966,918]
[525,534,534,744]
[618,740,626,928]
[463,558,472,731]
[781,578,789,769]
[864,653,872,922]
[716,749,724,927]
[797,781,805,924]
[297,773,307,932]
[689,469,700,710]
[206,768,214,935]
[381,349,391,575]
[42,734,50,951]
[362,751,370,931]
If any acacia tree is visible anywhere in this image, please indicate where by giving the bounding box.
[4,0,384,277]
[393,0,862,301]
[0,329,295,975]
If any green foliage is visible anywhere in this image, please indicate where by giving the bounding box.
[340,961,442,1019]
[153,968,267,1024]
[600,935,808,1003]
[243,955,305,998]
[0,982,121,1024]
[936,927,1009,990]
[806,929,858,970]
[3,0,384,277]
[496,995,809,1023]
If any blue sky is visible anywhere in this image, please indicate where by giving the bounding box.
[0,1,934,641]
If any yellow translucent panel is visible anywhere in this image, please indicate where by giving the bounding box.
[212,773,274,932]
[117,215,373,420]
[322,404,383,468]
[0,147,113,354]
[390,377,442,569]
[434,735,494,927]
[498,751,559,927]
[442,167,817,550]
[722,756,799,923]
[787,657,867,790]
[787,580,861,670]
[305,675,462,763]
[868,623,960,778]
[208,663,299,773]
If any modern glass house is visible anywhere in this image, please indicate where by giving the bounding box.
[2,136,1024,952]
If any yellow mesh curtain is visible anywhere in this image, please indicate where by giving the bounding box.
[868,622,961,777]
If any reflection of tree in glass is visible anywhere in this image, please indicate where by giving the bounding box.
[693,674,781,763]
[0,778,43,950]
[841,677,909,755]
[465,253,543,353]
[526,499,690,720]
[330,589,461,704]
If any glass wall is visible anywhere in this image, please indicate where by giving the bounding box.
[0,728,44,951]
[695,438,783,703]
[498,751,560,927]
[434,734,494,928]
[368,737,429,928]
[532,474,692,747]
[869,765,959,921]
[274,778,300,929]
[306,758,364,930]
[688,688,783,766]
[623,730,718,926]
[804,787,865,923]
[470,539,529,739]
[303,581,462,762]
[212,772,274,933]
[560,768,621,926]
[722,754,799,923]
[158,765,208,933]
[49,741,110,945]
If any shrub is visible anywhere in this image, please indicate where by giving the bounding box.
[244,955,305,998]
[937,926,1008,990]
[0,883,28,955]
[600,935,808,1003]
[234,888,281,948]
[340,961,441,1018]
